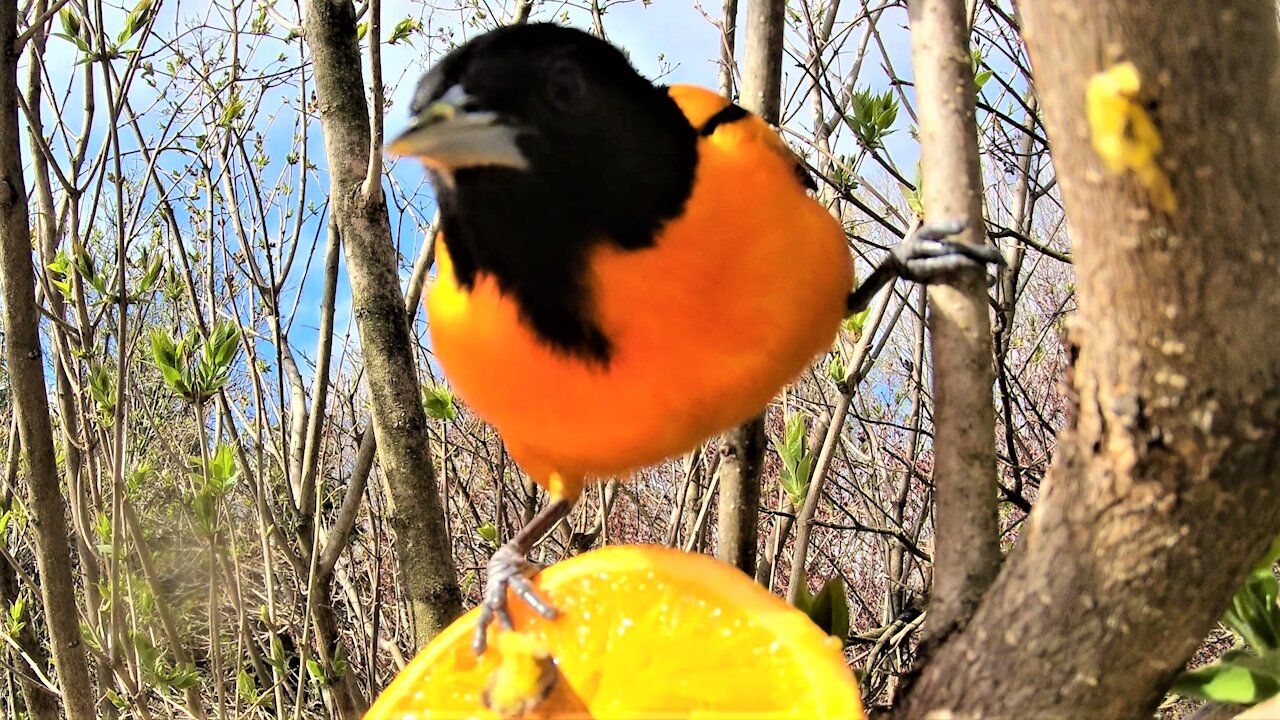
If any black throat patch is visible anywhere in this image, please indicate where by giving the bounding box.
[435,89,705,365]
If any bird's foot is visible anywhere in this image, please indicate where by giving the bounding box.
[889,220,1004,284]
[473,543,559,656]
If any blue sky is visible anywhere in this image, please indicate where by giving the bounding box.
[326,0,918,383]
[22,0,936,397]
[376,0,732,377]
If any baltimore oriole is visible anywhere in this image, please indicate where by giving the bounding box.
[388,23,1000,656]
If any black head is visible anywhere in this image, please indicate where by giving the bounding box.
[389,24,698,363]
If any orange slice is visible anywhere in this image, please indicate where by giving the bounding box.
[365,544,864,719]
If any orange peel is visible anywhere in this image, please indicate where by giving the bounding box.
[365,544,864,719]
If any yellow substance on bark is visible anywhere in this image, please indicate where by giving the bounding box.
[1086,62,1177,213]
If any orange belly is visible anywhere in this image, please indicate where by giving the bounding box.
[427,86,853,494]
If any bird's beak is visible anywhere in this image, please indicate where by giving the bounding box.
[387,86,529,171]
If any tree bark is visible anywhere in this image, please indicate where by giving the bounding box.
[897,1,1280,716]
[0,2,96,717]
[301,0,462,652]
[738,0,784,120]
[715,0,783,576]
[715,419,765,573]
[907,0,1000,645]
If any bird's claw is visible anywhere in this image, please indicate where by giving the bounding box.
[889,221,1004,284]
[473,544,559,656]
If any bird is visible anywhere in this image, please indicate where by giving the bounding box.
[388,22,1001,656]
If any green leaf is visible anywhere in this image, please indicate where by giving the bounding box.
[803,578,851,642]
[127,462,153,493]
[476,521,499,547]
[138,253,163,293]
[71,247,96,285]
[52,32,91,52]
[6,592,29,635]
[193,487,216,536]
[89,364,116,418]
[168,664,200,690]
[773,412,814,507]
[106,689,128,710]
[219,93,247,128]
[424,384,457,421]
[388,17,423,46]
[152,321,240,402]
[116,16,135,44]
[116,0,153,46]
[306,657,327,685]
[847,87,899,151]
[332,642,348,680]
[152,328,199,399]
[970,50,994,92]
[791,581,814,615]
[209,444,238,493]
[904,161,924,216]
[842,307,870,336]
[830,159,859,193]
[10,592,27,621]
[825,353,848,385]
[115,0,153,45]
[1174,650,1280,704]
[1225,567,1280,653]
[59,7,81,38]
[80,622,102,652]
[269,635,286,669]
[94,511,111,542]
[151,328,179,370]
[50,276,73,298]
[204,321,241,370]
[237,667,259,701]
[48,250,76,300]
[159,364,187,394]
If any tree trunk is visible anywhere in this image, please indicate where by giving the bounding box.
[906,0,1000,645]
[301,0,462,652]
[897,0,1280,716]
[0,2,96,717]
[737,0,785,120]
[715,0,783,576]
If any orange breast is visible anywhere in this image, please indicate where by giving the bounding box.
[427,85,853,495]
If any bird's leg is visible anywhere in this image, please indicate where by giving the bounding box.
[474,497,573,655]
[846,220,1005,314]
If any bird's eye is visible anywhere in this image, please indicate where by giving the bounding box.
[545,60,586,113]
